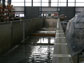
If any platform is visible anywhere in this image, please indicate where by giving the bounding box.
[52,19,73,63]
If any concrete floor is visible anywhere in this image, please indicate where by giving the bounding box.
[0,27,56,63]
[52,19,73,63]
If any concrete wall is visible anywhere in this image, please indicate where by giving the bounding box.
[76,7,84,13]
[0,18,43,55]
[11,21,23,45]
[0,23,11,55]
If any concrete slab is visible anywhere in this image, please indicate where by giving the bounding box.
[52,19,73,63]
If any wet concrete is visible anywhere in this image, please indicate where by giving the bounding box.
[0,29,55,63]
[0,18,57,63]
[52,19,73,63]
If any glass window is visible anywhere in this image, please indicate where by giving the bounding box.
[51,0,58,2]
[76,0,84,2]
[33,3,41,6]
[26,0,32,2]
[59,0,67,2]
[68,0,75,2]
[58,3,66,6]
[42,3,49,6]
[26,3,32,6]
[68,3,75,7]
[11,3,24,6]
[51,3,58,7]
[33,0,41,3]
[42,0,49,2]
[76,3,84,7]
[12,0,24,2]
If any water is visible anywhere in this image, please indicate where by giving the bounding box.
[0,36,55,63]
[25,37,55,63]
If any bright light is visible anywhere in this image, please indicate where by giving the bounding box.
[59,3,66,6]
[51,0,58,2]
[11,3,24,6]
[59,0,67,2]
[25,3,32,6]
[51,3,58,7]
[76,0,84,2]
[33,3,41,6]
[68,3,75,7]
[12,0,24,2]
[68,0,75,2]
[33,0,41,3]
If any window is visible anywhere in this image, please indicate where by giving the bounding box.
[5,0,8,5]
[59,0,67,2]
[68,3,75,7]
[76,0,84,7]
[76,0,84,3]
[25,3,32,6]
[12,0,24,3]
[59,3,66,6]
[51,0,66,7]
[51,3,58,7]
[33,0,41,6]
[25,0,32,6]
[42,0,49,7]
[12,3,24,6]
[15,14,24,17]
[20,14,24,17]
[76,3,84,7]
[12,0,24,6]
[68,0,75,7]
[33,3,41,6]
[42,3,49,6]
[26,0,32,2]
[51,0,58,2]
[42,0,49,3]
[68,0,75,2]
[33,0,41,3]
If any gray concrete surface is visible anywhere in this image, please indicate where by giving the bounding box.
[52,19,73,63]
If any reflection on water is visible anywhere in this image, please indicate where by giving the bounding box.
[27,37,55,63]
[37,37,55,44]
[0,36,55,63]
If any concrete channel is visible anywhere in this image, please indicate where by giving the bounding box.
[0,18,73,63]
